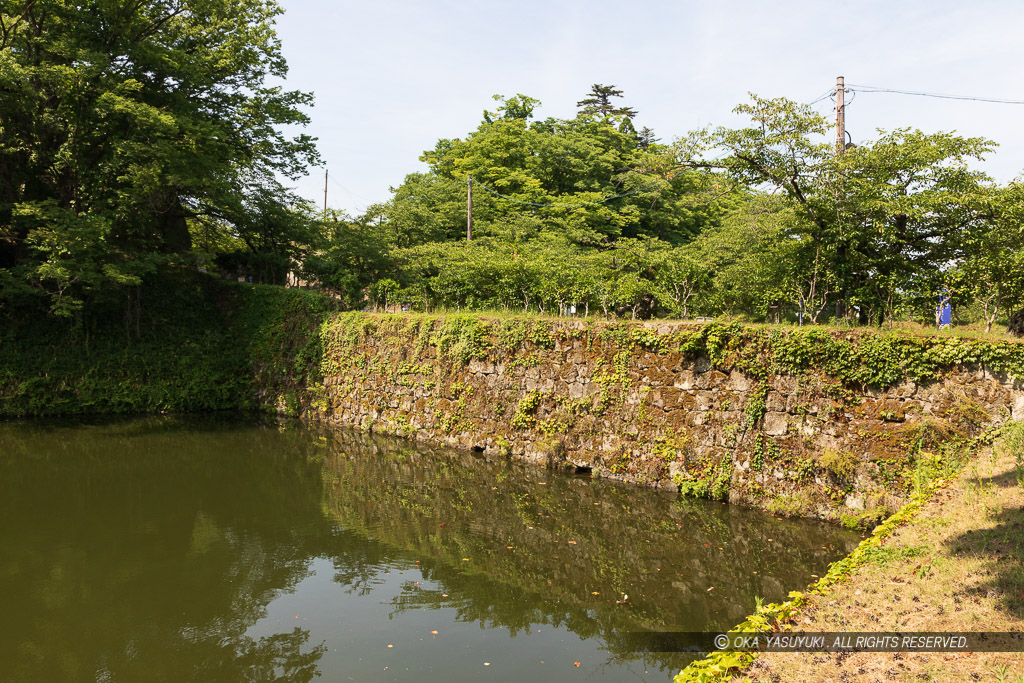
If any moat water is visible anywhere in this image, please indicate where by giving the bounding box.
[0,414,862,681]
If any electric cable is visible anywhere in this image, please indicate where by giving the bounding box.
[846,84,1024,105]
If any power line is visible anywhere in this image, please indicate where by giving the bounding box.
[327,175,371,203]
[847,84,1024,105]
[806,88,835,106]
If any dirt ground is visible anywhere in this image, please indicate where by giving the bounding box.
[732,439,1024,683]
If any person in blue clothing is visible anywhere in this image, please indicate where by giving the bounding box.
[936,290,952,329]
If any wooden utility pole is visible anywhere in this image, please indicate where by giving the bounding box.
[466,173,473,242]
[835,76,846,154]
[323,168,328,217]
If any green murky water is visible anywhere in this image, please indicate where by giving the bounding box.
[0,415,861,681]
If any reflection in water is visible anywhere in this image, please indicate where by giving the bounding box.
[0,416,861,680]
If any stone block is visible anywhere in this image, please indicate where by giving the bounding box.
[763,412,789,436]
[1014,394,1024,421]
[695,391,715,411]
[653,387,681,409]
[525,377,553,392]
[693,354,711,373]
[727,370,752,392]
[643,367,675,386]
[695,370,727,390]
[674,371,696,391]
[893,380,917,398]
[766,391,786,412]
[773,377,797,395]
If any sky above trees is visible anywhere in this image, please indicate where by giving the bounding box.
[273,0,1024,216]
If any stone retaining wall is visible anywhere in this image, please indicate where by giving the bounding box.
[284,315,1024,526]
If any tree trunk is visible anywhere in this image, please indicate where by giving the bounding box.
[1008,309,1024,337]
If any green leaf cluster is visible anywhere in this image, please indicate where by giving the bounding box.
[1,0,319,314]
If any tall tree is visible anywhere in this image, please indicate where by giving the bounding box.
[0,0,319,314]
[576,84,637,119]
[379,94,724,247]
[679,95,994,324]
[968,182,1024,333]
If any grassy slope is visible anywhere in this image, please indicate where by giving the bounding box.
[674,424,1024,683]
[732,425,1024,682]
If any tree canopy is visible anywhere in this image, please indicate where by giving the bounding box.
[370,91,730,248]
[576,83,637,119]
[308,88,1022,331]
[0,0,319,315]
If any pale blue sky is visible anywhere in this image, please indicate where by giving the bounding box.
[273,0,1024,216]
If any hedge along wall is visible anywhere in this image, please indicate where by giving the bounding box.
[0,272,333,418]
[291,314,1024,528]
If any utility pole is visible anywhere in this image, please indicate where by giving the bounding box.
[323,168,328,218]
[835,75,847,154]
[466,173,473,242]
[834,76,849,322]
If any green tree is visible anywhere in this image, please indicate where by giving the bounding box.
[654,244,708,319]
[576,84,637,119]
[380,94,725,247]
[0,0,319,314]
[960,182,1024,332]
[682,95,995,324]
[301,211,392,307]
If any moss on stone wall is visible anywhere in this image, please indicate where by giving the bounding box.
[305,315,1024,527]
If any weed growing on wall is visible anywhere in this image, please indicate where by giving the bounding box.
[511,390,543,429]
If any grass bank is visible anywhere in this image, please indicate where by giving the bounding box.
[676,422,1024,683]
